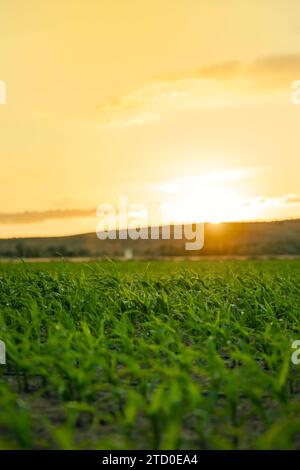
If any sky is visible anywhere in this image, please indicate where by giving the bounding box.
[1,0,300,237]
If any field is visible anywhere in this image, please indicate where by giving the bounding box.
[0,260,300,449]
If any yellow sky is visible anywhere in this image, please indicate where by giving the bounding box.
[1,0,300,237]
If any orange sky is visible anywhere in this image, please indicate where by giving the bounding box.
[1,0,300,237]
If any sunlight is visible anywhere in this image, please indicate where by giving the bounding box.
[157,172,259,224]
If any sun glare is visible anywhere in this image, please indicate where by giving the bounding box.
[157,171,259,224]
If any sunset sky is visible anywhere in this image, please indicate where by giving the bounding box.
[1,0,300,237]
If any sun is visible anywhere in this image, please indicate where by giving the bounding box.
[156,171,259,224]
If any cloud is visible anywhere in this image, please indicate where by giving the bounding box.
[0,208,95,225]
[246,194,300,208]
[97,83,186,128]
[282,194,300,204]
[98,110,161,129]
[168,54,300,89]
[97,53,300,127]
[156,169,254,194]
[1,193,300,227]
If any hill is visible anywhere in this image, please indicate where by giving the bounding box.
[0,219,300,258]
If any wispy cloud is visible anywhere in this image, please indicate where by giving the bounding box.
[156,169,254,194]
[0,209,95,225]
[244,194,300,208]
[283,194,300,204]
[98,53,300,128]
[166,54,300,89]
[1,193,300,227]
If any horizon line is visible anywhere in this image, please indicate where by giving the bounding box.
[1,217,299,241]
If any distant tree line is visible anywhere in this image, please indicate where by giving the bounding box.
[0,242,91,258]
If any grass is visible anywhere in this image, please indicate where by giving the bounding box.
[0,260,300,449]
